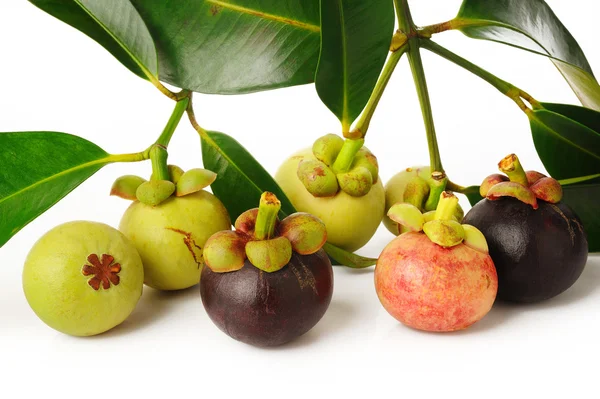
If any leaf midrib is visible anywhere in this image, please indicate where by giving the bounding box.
[454,17,596,78]
[0,156,110,206]
[73,0,158,80]
[532,110,600,162]
[206,0,320,32]
[338,0,349,128]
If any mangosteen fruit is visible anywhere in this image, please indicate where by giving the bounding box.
[375,192,498,332]
[383,167,464,236]
[200,192,334,347]
[112,166,231,291]
[463,154,588,303]
[275,134,385,252]
[23,221,144,336]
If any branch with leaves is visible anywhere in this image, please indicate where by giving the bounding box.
[1,0,599,265]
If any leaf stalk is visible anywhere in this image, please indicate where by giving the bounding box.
[420,40,540,112]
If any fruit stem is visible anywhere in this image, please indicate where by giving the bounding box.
[420,40,540,112]
[332,138,364,174]
[150,144,170,181]
[255,192,282,240]
[434,191,460,221]
[424,171,448,211]
[155,95,191,147]
[352,45,408,138]
[407,40,445,173]
[498,154,529,187]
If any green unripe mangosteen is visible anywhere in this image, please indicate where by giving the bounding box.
[383,166,431,234]
[119,191,231,290]
[22,221,144,336]
[275,148,385,252]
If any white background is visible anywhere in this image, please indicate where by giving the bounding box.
[1,0,599,397]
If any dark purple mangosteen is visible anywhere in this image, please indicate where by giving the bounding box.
[200,192,333,347]
[463,154,588,303]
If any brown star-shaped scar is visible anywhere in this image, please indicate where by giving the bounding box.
[82,254,122,290]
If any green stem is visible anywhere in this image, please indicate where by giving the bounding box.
[434,191,459,221]
[419,18,519,38]
[155,94,190,147]
[151,79,191,102]
[446,180,471,194]
[424,171,448,211]
[394,0,414,33]
[186,97,208,137]
[332,138,364,174]
[498,154,529,186]
[150,144,169,181]
[407,40,444,173]
[418,19,463,37]
[353,45,408,138]
[255,192,282,240]
[420,40,540,112]
[107,151,148,163]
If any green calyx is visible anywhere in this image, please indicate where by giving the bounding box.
[110,175,147,200]
[298,134,379,198]
[399,171,463,221]
[176,168,217,197]
[136,180,175,206]
[203,192,328,273]
[479,153,563,208]
[387,191,488,252]
[110,164,217,207]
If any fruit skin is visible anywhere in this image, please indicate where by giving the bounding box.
[22,221,144,336]
[200,249,333,347]
[275,149,385,252]
[463,198,588,303]
[375,232,497,332]
[383,166,431,234]
[119,191,231,291]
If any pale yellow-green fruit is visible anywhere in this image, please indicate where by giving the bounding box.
[383,166,431,235]
[119,191,231,290]
[22,221,144,337]
[275,149,385,252]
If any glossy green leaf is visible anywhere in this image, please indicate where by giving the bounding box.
[315,0,395,129]
[529,104,600,180]
[0,132,110,248]
[200,131,295,220]
[200,130,376,266]
[29,0,158,81]
[131,0,321,94]
[562,180,600,252]
[456,0,600,110]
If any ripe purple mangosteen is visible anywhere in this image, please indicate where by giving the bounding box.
[463,154,588,303]
[200,192,333,347]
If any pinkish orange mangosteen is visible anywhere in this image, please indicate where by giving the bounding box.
[375,191,498,332]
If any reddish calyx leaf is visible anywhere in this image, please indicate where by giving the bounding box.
[486,181,539,209]
[206,192,327,273]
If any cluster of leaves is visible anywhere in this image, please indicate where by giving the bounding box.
[0,0,599,262]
